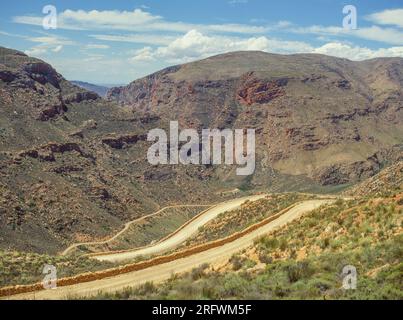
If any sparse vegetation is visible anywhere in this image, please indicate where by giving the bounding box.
[70,206,208,255]
[88,235,402,300]
[182,193,314,248]
[0,251,114,287]
[87,194,403,300]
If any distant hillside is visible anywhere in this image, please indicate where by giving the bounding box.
[108,51,403,187]
[71,81,109,97]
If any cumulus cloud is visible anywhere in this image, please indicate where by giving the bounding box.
[367,9,403,28]
[130,47,154,62]
[130,30,313,63]
[313,42,403,60]
[129,30,403,65]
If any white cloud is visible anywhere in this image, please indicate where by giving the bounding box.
[276,20,293,28]
[85,44,110,49]
[25,47,48,56]
[42,54,145,84]
[13,8,268,34]
[130,30,313,63]
[24,34,73,57]
[367,9,403,28]
[0,30,25,37]
[13,16,44,27]
[60,9,160,29]
[129,30,403,64]
[291,25,403,45]
[228,0,249,4]
[313,42,403,60]
[90,34,176,45]
[130,47,155,62]
[27,35,74,46]
[52,45,63,53]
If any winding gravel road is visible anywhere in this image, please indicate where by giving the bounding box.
[8,199,332,300]
[62,204,212,256]
[92,195,267,263]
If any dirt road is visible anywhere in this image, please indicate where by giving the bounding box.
[93,195,267,262]
[61,204,212,256]
[9,199,331,300]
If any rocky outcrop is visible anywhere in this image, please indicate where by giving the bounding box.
[23,62,61,89]
[313,161,379,185]
[335,79,351,89]
[106,65,180,105]
[0,48,99,122]
[0,70,17,82]
[69,120,98,138]
[36,103,68,121]
[344,161,403,197]
[139,114,160,124]
[313,145,403,185]
[16,142,94,162]
[63,91,99,104]
[102,134,147,149]
[237,73,287,105]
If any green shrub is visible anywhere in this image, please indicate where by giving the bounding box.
[191,264,209,280]
[286,261,315,283]
[279,239,288,251]
[229,255,243,271]
[258,252,273,264]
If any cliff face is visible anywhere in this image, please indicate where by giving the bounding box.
[107,51,403,185]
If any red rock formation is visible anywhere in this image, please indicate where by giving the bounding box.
[237,73,287,106]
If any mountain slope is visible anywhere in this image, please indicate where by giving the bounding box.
[108,51,403,186]
[0,47,221,253]
[345,161,403,197]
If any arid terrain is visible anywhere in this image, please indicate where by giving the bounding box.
[0,46,402,300]
[1,47,401,254]
[108,51,403,186]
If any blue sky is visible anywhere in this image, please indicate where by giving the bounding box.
[0,0,402,84]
